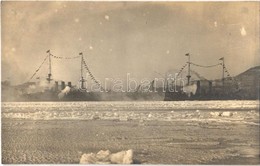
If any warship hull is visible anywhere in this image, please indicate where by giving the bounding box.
[16,89,165,102]
[164,78,258,101]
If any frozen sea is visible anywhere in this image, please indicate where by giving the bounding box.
[2,100,260,164]
[2,100,259,120]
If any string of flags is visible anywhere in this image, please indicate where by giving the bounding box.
[176,61,238,87]
[28,51,80,82]
[223,64,232,78]
[223,64,236,82]
[50,54,80,59]
[190,62,221,68]
[27,51,105,91]
[29,51,238,90]
[177,63,188,77]
[223,64,240,88]
[28,55,49,82]
[82,58,105,91]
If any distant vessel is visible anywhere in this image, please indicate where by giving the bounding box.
[13,50,165,101]
[164,54,259,101]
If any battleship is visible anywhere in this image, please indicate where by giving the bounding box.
[1,51,259,101]
[1,50,165,101]
[164,54,259,101]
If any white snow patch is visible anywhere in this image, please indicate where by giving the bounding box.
[114,112,119,117]
[210,112,220,117]
[80,149,133,164]
[110,149,133,164]
[221,112,233,117]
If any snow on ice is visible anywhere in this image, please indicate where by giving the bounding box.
[80,149,133,164]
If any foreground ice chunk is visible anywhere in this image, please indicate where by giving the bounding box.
[210,112,220,117]
[96,150,111,162]
[110,149,133,164]
[80,153,102,164]
[210,111,233,117]
[80,149,133,164]
[221,112,233,117]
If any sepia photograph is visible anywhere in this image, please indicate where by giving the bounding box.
[1,1,260,164]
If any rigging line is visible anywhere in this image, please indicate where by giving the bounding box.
[82,58,105,91]
[222,64,240,88]
[28,55,49,82]
[190,62,221,68]
[50,53,80,59]
[223,64,231,78]
[177,63,188,77]
[223,64,239,84]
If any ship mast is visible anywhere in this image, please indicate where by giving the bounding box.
[219,57,225,89]
[46,50,52,83]
[79,52,86,90]
[185,53,191,85]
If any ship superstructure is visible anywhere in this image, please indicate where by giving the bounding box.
[164,53,243,100]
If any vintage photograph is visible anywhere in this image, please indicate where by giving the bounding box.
[1,1,260,164]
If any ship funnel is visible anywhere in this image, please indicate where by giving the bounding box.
[61,81,65,90]
[196,81,201,95]
[209,81,212,94]
[68,82,72,88]
[55,81,59,91]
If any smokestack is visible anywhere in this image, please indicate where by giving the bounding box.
[68,82,72,88]
[149,80,155,92]
[55,81,58,91]
[196,80,201,95]
[209,81,212,94]
[61,81,65,90]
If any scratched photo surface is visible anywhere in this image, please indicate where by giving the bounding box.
[1,1,260,164]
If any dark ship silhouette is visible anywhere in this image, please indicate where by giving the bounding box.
[2,51,259,101]
[4,50,164,101]
[164,54,259,101]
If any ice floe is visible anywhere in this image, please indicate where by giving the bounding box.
[80,149,133,164]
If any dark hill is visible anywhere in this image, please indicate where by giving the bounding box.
[234,65,260,99]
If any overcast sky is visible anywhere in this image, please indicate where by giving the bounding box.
[2,1,259,85]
